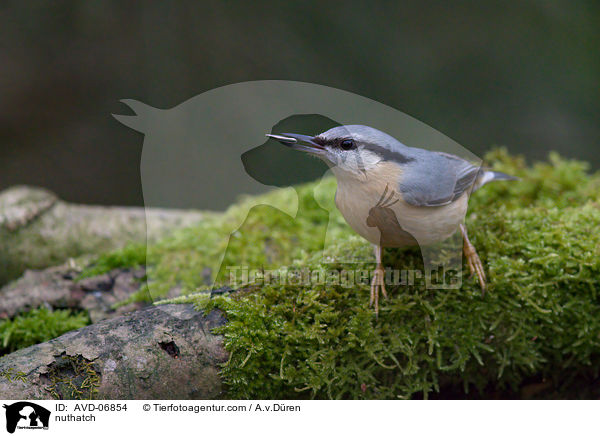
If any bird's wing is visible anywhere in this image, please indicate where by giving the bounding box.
[399,151,481,207]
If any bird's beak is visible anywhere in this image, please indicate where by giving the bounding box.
[265,133,325,155]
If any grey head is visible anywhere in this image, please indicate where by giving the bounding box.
[267,124,517,207]
[267,124,416,174]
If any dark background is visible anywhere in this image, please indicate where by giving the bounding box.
[1,1,598,208]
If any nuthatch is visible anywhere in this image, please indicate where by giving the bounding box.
[267,125,517,314]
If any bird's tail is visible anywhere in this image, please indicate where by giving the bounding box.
[474,169,519,191]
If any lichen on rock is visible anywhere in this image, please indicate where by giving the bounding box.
[40,353,101,400]
[0,304,228,399]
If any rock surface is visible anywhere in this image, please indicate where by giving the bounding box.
[0,262,148,323]
[0,185,209,285]
[0,304,229,399]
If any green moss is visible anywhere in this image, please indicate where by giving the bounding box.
[0,308,90,355]
[95,148,600,398]
[43,354,101,400]
[0,368,27,383]
[77,244,147,280]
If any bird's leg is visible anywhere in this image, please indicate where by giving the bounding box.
[370,244,388,315]
[459,223,486,294]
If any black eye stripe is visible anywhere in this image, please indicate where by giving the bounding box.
[362,143,415,164]
[313,136,357,151]
[314,135,416,163]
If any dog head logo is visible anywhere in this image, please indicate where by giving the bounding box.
[113,80,481,297]
[3,402,50,433]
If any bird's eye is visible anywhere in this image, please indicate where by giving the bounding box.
[340,139,355,150]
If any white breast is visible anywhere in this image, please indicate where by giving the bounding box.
[333,162,469,248]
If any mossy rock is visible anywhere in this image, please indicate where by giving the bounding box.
[90,148,600,399]
[0,308,89,356]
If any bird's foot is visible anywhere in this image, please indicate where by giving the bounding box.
[463,239,486,294]
[370,265,388,316]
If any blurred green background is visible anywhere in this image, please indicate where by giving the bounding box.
[1,0,598,207]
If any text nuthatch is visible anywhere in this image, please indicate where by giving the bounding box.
[267,125,517,314]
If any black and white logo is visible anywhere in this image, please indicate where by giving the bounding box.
[2,402,50,433]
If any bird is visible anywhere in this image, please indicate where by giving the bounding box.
[267,125,517,314]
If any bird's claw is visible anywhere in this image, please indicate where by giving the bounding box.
[370,265,388,316]
[464,241,486,295]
